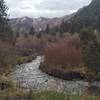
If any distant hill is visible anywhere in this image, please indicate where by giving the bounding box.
[9,17,33,34]
[9,0,100,34]
[9,14,74,34]
[70,0,100,32]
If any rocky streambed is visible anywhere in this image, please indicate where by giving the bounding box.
[10,56,89,95]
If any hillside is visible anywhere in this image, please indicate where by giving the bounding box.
[9,14,74,34]
[9,0,100,34]
[70,0,100,32]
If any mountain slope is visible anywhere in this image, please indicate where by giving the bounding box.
[9,14,74,34]
[9,17,34,33]
[70,0,100,32]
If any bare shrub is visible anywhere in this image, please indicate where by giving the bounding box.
[16,36,48,56]
[0,41,16,74]
[44,34,83,68]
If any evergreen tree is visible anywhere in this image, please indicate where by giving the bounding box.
[0,0,13,42]
[0,0,8,35]
[96,14,100,32]
[29,26,35,36]
[64,21,71,32]
[60,19,65,33]
[84,41,100,74]
[80,28,100,74]
[45,24,50,34]
[59,20,64,37]
[80,27,96,44]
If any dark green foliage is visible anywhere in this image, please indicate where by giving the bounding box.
[0,0,8,34]
[48,26,59,36]
[45,24,50,34]
[0,0,13,42]
[59,20,71,34]
[80,27,100,74]
[84,41,100,74]
[29,26,35,36]
[51,19,72,35]
[0,0,8,30]
[70,0,100,33]
[79,27,96,44]
[60,20,66,33]
[64,21,72,33]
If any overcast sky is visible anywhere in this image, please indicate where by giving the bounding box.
[5,0,92,18]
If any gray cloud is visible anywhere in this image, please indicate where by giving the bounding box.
[5,0,92,18]
[35,0,90,10]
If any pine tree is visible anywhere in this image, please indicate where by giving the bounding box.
[45,24,50,34]
[60,19,67,33]
[29,26,35,36]
[59,19,66,37]
[0,0,8,35]
[0,0,13,42]
[80,28,100,74]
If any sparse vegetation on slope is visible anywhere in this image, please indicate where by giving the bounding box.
[69,0,100,33]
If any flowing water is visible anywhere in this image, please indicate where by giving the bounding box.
[10,56,89,94]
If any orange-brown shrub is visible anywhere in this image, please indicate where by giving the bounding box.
[44,34,83,67]
[0,41,16,74]
[16,36,48,56]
